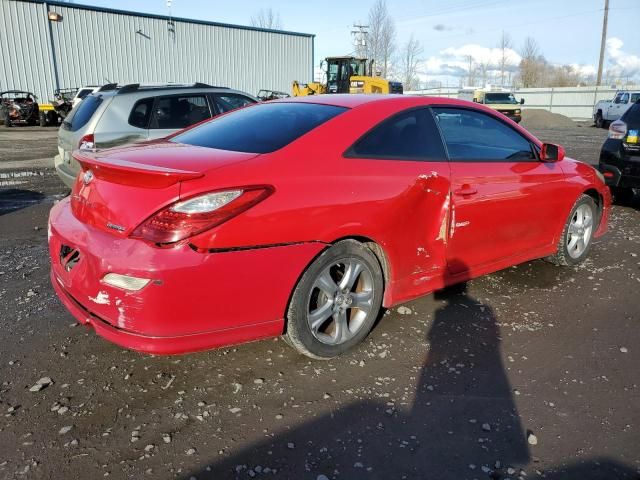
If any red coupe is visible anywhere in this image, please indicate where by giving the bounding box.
[48,95,610,358]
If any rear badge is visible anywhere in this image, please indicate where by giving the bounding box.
[106,223,126,232]
[83,170,94,186]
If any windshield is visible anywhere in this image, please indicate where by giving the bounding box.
[172,102,348,153]
[484,93,519,105]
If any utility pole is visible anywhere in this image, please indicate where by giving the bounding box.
[351,24,369,59]
[596,0,609,86]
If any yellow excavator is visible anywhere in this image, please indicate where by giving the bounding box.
[292,56,403,96]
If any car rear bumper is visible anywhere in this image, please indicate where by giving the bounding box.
[48,198,326,354]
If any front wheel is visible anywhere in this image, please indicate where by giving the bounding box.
[595,112,604,128]
[547,195,597,266]
[285,240,384,359]
[611,186,635,205]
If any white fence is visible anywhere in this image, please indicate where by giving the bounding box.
[407,85,640,121]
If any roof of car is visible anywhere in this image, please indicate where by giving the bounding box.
[272,94,468,109]
[0,90,36,95]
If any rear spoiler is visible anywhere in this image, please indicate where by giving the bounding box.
[73,152,204,189]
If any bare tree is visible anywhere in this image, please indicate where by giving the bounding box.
[250,8,282,30]
[366,0,396,78]
[399,34,423,90]
[497,31,513,86]
[518,37,544,87]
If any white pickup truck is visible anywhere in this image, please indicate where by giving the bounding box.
[593,90,640,128]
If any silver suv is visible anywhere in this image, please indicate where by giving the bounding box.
[54,83,257,188]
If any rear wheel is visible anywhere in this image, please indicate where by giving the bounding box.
[547,195,597,266]
[3,111,10,128]
[285,240,384,359]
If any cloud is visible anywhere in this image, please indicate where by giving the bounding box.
[432,23,474,34]
[606,37,640,78]
[421,43,522,78]
[433,24,452,32]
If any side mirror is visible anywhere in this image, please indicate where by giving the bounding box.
[520,98,525,105]
[540,143,565,162]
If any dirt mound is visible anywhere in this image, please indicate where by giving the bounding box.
[521,109,576,129]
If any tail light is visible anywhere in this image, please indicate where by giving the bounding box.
[608,120,627,140]
[79,133,95,150]
[131,186,273,244]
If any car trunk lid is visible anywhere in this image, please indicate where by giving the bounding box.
[70,142,260,237]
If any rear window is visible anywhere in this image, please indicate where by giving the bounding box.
[63,95,103,132]
[622,102,640,125]
[172,102,347,153]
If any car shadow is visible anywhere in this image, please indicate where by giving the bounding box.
[179,261,542,479]
[0,188,46,216]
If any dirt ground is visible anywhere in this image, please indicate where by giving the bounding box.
[0,123,639,480]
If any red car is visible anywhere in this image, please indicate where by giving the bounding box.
[48,95,610,359]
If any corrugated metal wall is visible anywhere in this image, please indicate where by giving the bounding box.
[0,0,313,101]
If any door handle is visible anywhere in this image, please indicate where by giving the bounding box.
[454,185,478,197]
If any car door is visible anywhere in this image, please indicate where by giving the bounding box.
[432,107,567,274]
[610,92,627,120]
[148,93,214,140]
[344,107,451,290]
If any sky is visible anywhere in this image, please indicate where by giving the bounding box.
[77,0,640,85]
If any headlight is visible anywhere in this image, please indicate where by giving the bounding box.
[515,109,521,114]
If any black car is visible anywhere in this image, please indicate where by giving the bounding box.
[599,100,640,203]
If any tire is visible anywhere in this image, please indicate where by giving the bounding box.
[3,112,10,128]
[547,195,598,267]
[595,111,604,128]
[39,111,47,127]
[611,186,635,205]
[285,240,384,359]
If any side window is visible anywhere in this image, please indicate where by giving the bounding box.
[347,108,446,161]
[150,95,212,129]
[432,107,535,161]
[214,94,256,114]
[631,93,640,104]
[621,93,630,104]
[128,98,154,129]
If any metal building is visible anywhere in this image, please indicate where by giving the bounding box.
[0,0,314,101]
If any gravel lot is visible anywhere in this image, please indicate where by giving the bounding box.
[0,122,639,480]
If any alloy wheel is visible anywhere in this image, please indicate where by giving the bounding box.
[567,203,593,259]
[307,258,375,345]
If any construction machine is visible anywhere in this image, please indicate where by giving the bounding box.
[292,56,403,96]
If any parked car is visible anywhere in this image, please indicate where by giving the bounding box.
[458,87,524,123]
[598,99,640,203]
[593,90,640,128]
[0,90,41,127]
[257,89,290,101]
[72,85,100,108]
[54,83,257,188]
[48,95,610,358]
